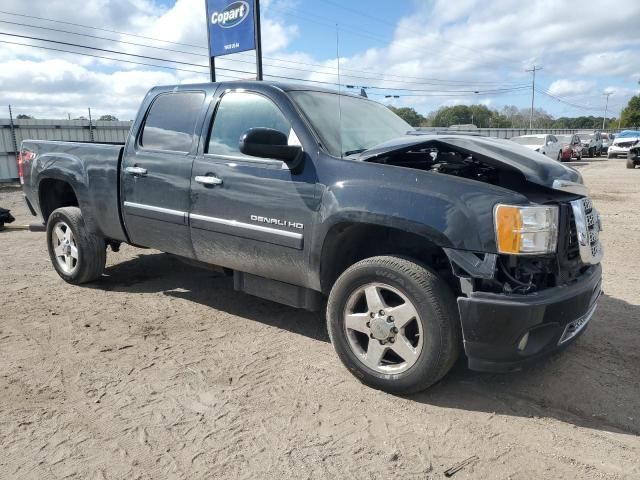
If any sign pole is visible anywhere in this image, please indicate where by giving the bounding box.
[205,0,215,82]
[254,0,263,81]
[205,0,258,81]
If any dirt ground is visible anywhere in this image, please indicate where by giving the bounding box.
[0,159,638,479]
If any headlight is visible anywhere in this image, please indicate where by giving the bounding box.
[494,204,559,254]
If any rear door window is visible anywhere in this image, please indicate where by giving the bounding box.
[140,92,205,152]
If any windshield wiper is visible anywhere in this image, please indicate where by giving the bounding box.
[344,148,367,156]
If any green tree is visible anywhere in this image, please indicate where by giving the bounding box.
[387,106,426,127]
[98,114,119,121]
[620,95,640,128]
[16,114,33,119]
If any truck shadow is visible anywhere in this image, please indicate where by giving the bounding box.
[94,251,640,437]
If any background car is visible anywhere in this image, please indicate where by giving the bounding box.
[554,134,583,161]
[509,134,563,160]
[608,130,640,158]
[577,132,602,158]
[600,132,614,154]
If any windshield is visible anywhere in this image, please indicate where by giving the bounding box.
[289,91,413,157]
[510,136,544,146]
[555,135,572,143]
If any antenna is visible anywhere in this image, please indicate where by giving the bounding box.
[336,24,343,159]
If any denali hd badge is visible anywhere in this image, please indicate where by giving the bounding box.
[211,1,250,28]
[250,215,303,230]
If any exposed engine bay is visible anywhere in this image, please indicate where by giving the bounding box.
[366,138,594,295]
[367,141,527,190]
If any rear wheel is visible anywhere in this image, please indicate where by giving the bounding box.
[326,256,460,394]
[47,207,106,284]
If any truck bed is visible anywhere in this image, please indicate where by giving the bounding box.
[21,140,127,242]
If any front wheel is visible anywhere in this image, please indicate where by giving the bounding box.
[47,207,106,284]
[326,256,460,394]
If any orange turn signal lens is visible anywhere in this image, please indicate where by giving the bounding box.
[495,205,522,254]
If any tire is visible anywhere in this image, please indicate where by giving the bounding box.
[608,152,614,159]
[47,207,106,284]
[326,256,460,394]
[557,151,562,162]
[628,158,637,169]
[588,147,594,158]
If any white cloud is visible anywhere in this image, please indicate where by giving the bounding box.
[548,79,596,97]
[0,0,638,119]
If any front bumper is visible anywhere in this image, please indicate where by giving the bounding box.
[609,145,631,156]
[458,264,602,372]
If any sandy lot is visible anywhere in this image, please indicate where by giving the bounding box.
[0,159,638,479]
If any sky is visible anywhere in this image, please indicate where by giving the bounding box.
[0,0,638,121]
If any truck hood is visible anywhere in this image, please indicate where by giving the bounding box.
[356,134,582,191]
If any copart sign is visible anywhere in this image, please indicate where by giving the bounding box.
[206,0,256,57]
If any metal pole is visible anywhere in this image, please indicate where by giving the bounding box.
[254,0,263,80]
[526,65,542,129]
[602,93,611,130]
[8,105,18,157]
[88,107,94,142]
[205,0,215,82]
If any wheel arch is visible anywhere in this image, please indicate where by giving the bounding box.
[318,220,453,295]
[38,177,80,222]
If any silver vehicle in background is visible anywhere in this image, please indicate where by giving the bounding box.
[576,132,602,158]
[509,134,563,161]
[600,132,614,154]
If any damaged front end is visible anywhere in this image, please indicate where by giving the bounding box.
[358,134,603,371]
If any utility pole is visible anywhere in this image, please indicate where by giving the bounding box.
[526,65,542,129]
[602,92,612,130]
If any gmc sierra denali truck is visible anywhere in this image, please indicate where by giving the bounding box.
[20,81,603,394]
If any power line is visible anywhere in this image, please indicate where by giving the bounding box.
[0,39,241,78]
[535,88,603,113]
[0,19,206,57]
[0,31,531,96]
[313,0,520,67]
[0,8,527,88]
[0,9,207,49]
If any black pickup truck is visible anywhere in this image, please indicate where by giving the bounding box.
[20,81,603,393]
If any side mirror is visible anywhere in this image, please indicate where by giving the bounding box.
[239,128,303,167]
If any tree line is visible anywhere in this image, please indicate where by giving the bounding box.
[388,104,624,129]
[389,94,640,130]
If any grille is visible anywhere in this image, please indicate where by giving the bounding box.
[570,197,603,264]
[565,209,580,261]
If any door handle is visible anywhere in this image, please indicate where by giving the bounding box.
[194,175,223,186]
[124,166,148,176]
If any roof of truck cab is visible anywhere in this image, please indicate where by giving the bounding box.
[150,80,363,97]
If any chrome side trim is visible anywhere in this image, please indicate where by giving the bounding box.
[552,179,589,196]
[558,301,598,345]
[190,214,303,240]
[123,201,186,218]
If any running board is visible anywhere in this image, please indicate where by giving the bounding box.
[233,271,322,311]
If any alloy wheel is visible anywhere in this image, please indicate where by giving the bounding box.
[343,282,424,374]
